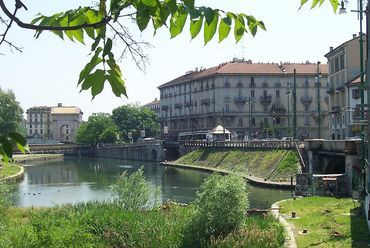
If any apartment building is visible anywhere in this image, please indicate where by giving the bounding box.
[325,34,367,139]
[144,98,161,118]
[158,59,329,141]
[26,103,83,143]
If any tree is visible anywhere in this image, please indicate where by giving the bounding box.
[0,88,23,134]
[76,113,118,145]
[0,88,28,162]
[112,104,160,142]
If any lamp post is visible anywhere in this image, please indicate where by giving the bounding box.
[286,82,291,137]
[293,69,297,139]
[247,96,254,140]
[316,61,322,139]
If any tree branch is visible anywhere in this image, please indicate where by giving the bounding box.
[0,0,111,31]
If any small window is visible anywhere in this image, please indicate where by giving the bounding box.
[339,54,344,70]
[276,90,280,97]
[29,130,32,135]
[263,90,268,97]
[352,88,360,99]
[250,77,255,87]
[238,117,243,125]
[252,117,256,126]
[251,90,255,97]
[225,104,230,113]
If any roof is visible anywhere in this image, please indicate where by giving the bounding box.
[324,34,365,58]
[51,107,82,115]
[347,75,367,86]
[210,125,231,134]
[158,61,328,89]
[144,98,160,106]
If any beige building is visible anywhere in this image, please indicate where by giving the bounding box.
[144,98,160,117]
[158,59,329,141]
[26,103,83,143]
[325,34,367,139]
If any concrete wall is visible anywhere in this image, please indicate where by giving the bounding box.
[94,143,164,162]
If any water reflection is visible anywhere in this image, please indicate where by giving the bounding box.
[16,157,291,208]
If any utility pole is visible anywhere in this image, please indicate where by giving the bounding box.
[293,69,297,139]
[286,82,291,137]
[316,62,321,139]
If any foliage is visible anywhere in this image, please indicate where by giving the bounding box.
[183,173,249,247]
[279,196,370,248]
[112,104,160,142]
[76,113,118,145]
[110,167,160,210]
[0,181,15,214]
[0,88,23,134]
[0,163,22,179]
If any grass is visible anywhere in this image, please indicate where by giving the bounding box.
[0,163,22,179]
[278,197,370,248]
[13,154,63,162]
[175,148,299,182]
[0,202,284,248]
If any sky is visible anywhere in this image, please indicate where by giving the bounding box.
[0,0,363,120]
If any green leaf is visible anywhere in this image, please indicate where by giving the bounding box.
[136,5,151,31]
[142,0,159,7]
[234,15,245,43]
[182,0,195,8]
[329,0,338,12]
[91,35,102,51]
[103,38,113,57]
[204,7,215,24]
[169,5,188,38]
[0,138,12,160]
[311,0,320,8]
[165,0,177,14]
[218,16,231,43]
[107,70,127,97]
[78,47,103,85]
[190,16,203,39]
[204,10,218,45]
[107,59,122,77]
[91,69,106,99]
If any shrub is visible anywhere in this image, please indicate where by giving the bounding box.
[0,181,15,215]
[110,167,160,210]
[183,173,249,247]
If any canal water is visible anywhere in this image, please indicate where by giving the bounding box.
[16,157,291,209]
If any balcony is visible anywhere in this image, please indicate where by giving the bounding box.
[274,82,281,88]
[331,106,341,113]
[301,96,313,103]
[184,101,193,108]
[260,95,272,104]
[201,98,211,105]
[234,96,247,104]
[262,82,269,88]
[270,104,286,115]
[326,86,335,94]
[161,105,169,111]
[174,103,183,109]
[336,84,345,92]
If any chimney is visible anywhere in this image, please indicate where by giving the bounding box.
[353,33,357,39]
[330,46,333,51]
[57,103,62,107]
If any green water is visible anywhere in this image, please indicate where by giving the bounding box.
[16,157,291,208]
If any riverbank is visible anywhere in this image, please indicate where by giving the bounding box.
[0,202,285,247]
[0,163,24,182]
[13,154,64,163]
[164,148,299,188]
[276,197,370,247]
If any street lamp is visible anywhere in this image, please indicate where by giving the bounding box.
[316,61,322,139]
[286,82,291,137]
[247,96,254,140]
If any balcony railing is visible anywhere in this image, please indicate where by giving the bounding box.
[161,105,169,111]
[274,82,281,88]
[336,84,345,92]
[234,96,247,104]
[260,95,272,104]
[201,98,211,105]
[300,96,313,103]
[331,106,341,113]
[174,103,183,109]
[262,82,269,88]
[326,86,335,94]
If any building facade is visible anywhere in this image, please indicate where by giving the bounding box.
[26,103,83,143]
[144,98,161,117]
[325,34,367,139]
[158,59,329,141]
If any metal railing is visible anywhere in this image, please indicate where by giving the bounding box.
[181,140,294,149]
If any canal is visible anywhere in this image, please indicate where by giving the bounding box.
[16,157,291,209]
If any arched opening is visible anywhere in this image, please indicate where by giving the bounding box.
[60,124,70,142]
[151,149,157,161]
[323,157,345,174]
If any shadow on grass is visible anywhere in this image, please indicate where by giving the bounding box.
[350,204,370,248]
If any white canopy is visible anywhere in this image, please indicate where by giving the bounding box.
[210,125,231,134]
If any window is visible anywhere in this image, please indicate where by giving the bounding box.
[225,104,230,113]
[330,61,335,74]
[263,105,268,112]
[40,129,43,134]
[339,54,344,70]
[252,117,256,126]
[334,57,339,72]
[304,104,309,112]
[304,78,309,88]
[352,88,360,99]
[224,77,230,87]
[304,116,310,126]
[251,90,255,97]
[29,124,32,128]
[238,117,243,125]
[263,90,267,97]
[263,117,268,126]
[250,77,255,87]
[276,90,280,97]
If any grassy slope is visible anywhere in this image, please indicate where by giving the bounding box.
[0,163,22,179]
[279,197,370,248]
[175,148,299,181]
[0,203,284,248]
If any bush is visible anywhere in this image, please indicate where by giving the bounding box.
[0,181,15,215]
[110,167,160,210]
[183,173,249,247]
